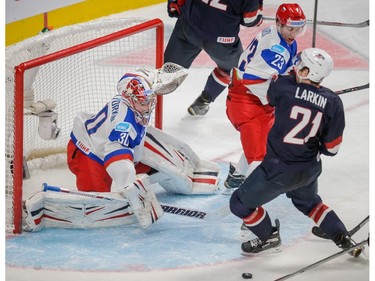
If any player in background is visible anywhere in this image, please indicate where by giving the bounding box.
[22,64,221,232]
[229,48,363,257]
[165,0,263,116]
[224,3,306,193]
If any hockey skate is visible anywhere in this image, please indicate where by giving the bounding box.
[333,233,363,258]
[222,163,246,194]
[241,219,281,255]
[187,91,211,116]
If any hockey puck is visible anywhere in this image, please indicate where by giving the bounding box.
[242,272,253,279]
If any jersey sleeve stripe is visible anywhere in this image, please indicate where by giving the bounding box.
[104,151,133,168]
[324,136,342,154]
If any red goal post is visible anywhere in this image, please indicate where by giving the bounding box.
[6,18,164,234]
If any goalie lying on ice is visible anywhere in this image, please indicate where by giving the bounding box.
[22,64,220,232]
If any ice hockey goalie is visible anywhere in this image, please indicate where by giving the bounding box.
[22,127,220,232]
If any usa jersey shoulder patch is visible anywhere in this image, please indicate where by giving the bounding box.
[261,27,272,37]
[270,44,286,55]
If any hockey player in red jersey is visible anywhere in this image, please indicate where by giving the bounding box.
[229,48,363,257]
[224,3,307,193]
[165,0,263,116]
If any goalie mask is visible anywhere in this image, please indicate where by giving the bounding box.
[119,75,156,125]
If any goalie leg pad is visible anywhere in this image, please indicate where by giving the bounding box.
[22,192,45,232]
[43,191,135,229]
[142,126,220,195]
[122,174,164,228]
[23,190,136,231]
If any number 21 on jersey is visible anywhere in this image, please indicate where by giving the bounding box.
[284,106,323,145]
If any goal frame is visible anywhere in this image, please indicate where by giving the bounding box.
[11,18,164,234]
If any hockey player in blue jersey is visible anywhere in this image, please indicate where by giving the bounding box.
[165,0,263,116]
[229,48,363,257]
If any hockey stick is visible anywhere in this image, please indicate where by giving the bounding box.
[312,215,369,239]
[263,17,369,28]
[335,83,369,95]
[42,183,230,221]
[274,238,369,281]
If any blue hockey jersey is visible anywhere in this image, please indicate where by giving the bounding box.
[265,75,345,170]
[180,0,262,43]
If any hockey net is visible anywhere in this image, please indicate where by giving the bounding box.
[5,18,164,234]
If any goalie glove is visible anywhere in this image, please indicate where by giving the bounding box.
[137,63,188,95]
[122,175,164,228]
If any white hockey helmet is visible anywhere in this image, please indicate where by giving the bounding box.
[118,74,156,125]
[294,48,334,83]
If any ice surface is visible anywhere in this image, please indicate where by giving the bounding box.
[5,1,371,280]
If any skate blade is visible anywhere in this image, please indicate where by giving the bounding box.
[221,188,235,195]
[241,246,282,256]
[181,113,205,120]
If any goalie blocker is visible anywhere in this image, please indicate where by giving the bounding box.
[22,126,220,231]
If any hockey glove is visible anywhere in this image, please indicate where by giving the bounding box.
[168,0,185,18]
[242,0,263,27]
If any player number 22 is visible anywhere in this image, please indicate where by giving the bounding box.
[201,0,226,11]
[284,106,323,145]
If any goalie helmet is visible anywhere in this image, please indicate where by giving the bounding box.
[118,75,156,125]
[276,3,306,38]
[294,48,334,83]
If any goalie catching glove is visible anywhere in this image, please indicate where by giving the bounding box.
[137,62,188,95]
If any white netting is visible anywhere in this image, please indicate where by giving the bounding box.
[5,18,164,233]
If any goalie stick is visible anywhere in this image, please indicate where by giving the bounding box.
[42,183,230,221]
[274,238,368,281]
[312,215,369,239]
[263,17,369,28]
